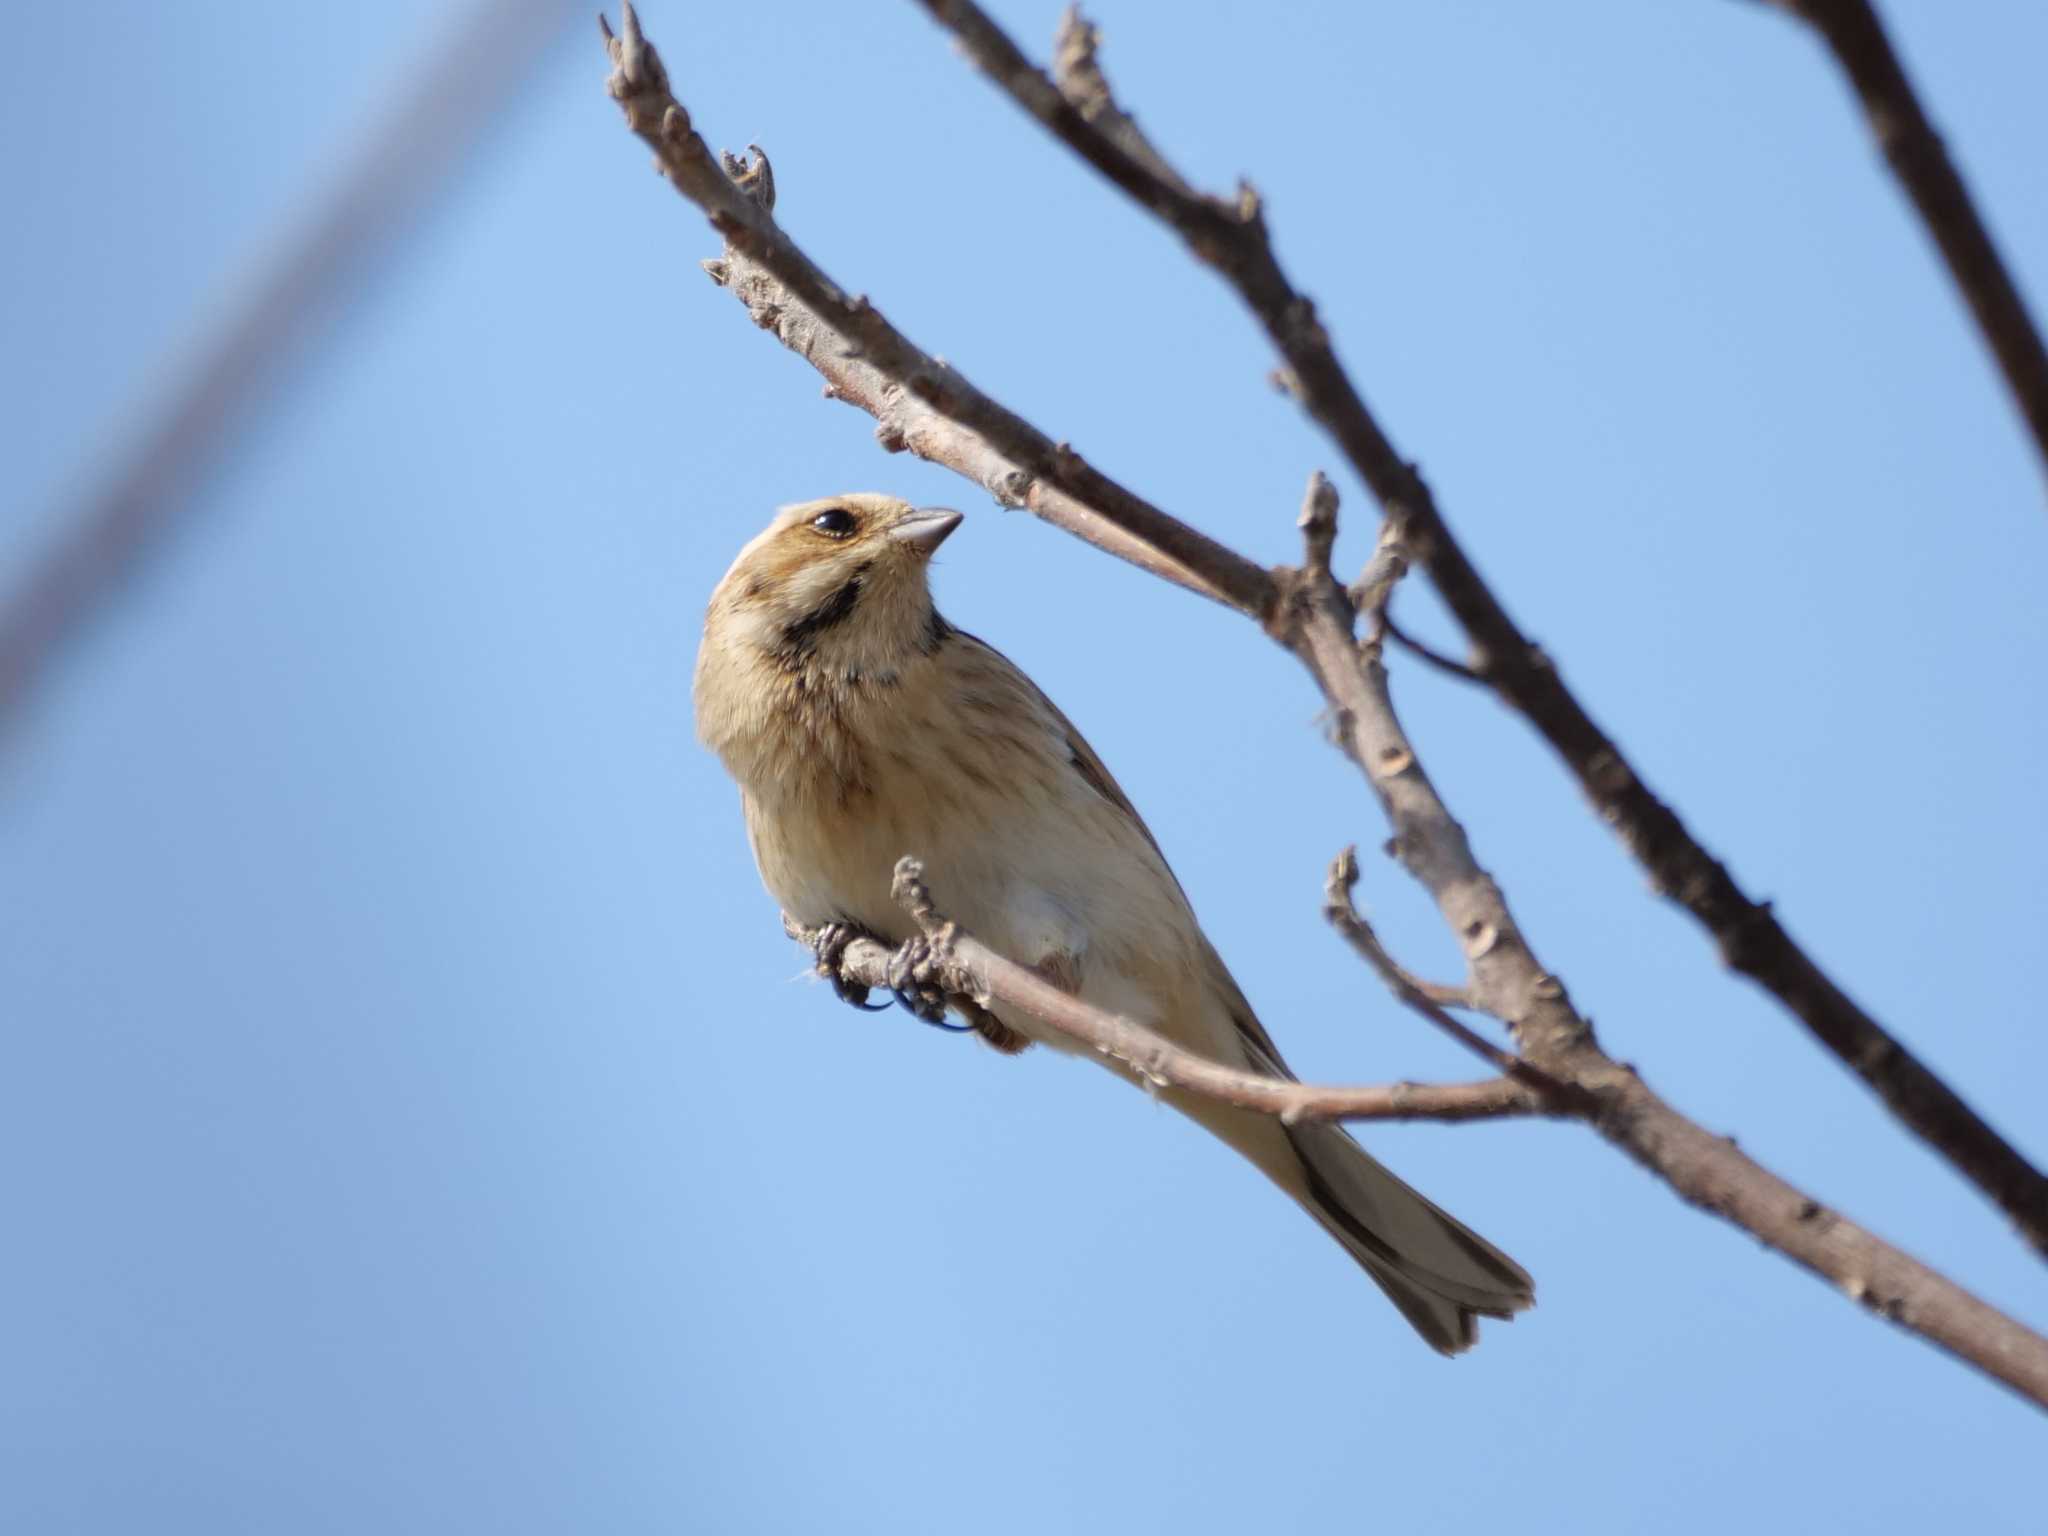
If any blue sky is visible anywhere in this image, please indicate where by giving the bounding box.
[4,1,2045,1530]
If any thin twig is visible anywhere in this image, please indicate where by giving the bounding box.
[600,2,1272,617]
[1761,0,2048,483]
[1321,850,1511,1063]
[910,0,2048,1260]
[0,0,574,746]
[1347,518,1410,646]
[787,892,1556,1127]
[1381,616,1487,686]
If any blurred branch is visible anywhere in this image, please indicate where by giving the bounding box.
[599,5,2048,1410]
[1380,616,1488,686]
[1760,0,2048,483]
[0,0,574,747]
[912,0,2048,1262]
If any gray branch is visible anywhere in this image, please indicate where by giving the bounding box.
[1759,0,2048,485]
[0,0,571,745]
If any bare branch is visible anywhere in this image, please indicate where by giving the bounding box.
[600,2,1272,617]
[1761,0,2048,483]
[1381,616,1488,687]
[786,890,1556,1127]
[1347,519,1410,645]
[1268,481,2048,1412]
[0,0,571,746]
[911,0,2048,1260]
[1322,848,1516,1073]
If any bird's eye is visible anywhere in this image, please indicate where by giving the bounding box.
[810,507,857,538]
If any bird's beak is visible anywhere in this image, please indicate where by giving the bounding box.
[890,506,963,555]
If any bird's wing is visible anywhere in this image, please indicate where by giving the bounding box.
[949,629,1176,866]
[951,628,1293,1070]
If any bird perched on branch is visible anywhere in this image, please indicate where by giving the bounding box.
[694,492,1533,1352]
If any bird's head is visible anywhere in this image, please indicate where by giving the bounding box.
[702,493,961,681]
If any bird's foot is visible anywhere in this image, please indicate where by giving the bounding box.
[808,920,891,1011]
[886,935,971,1032]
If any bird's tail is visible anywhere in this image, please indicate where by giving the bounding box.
[1148,942,1531,1351]
[1163,1087,1533,1355]
[1285,1116,1532,1354]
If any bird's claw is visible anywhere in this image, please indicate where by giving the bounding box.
[811,921,890,1011]
[886,936,970,1032]
[796,916,969,1033]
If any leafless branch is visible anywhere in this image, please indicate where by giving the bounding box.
[1380,616,1488,687]
[1760,0,2048,483]
[1346,519,1410,646]
[910,0,2048,1260]
[0,0,573,746]
[1320,850,1504,1066]
[1271,489,2048,1412]
[600,2,1269,616]
[788,883,1556,1127]
[599,6,2048,1410]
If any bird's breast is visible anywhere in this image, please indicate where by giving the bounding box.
[713,639,1206,1030]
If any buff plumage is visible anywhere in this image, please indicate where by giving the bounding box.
[695,492,1533,1352]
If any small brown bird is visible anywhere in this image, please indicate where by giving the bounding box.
[695,492,1532,1352]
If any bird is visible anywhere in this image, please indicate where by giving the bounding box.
[694,492,1533,1352]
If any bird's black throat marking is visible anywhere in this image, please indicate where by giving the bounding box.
[920,609,954,656]
[776,567,868,662]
